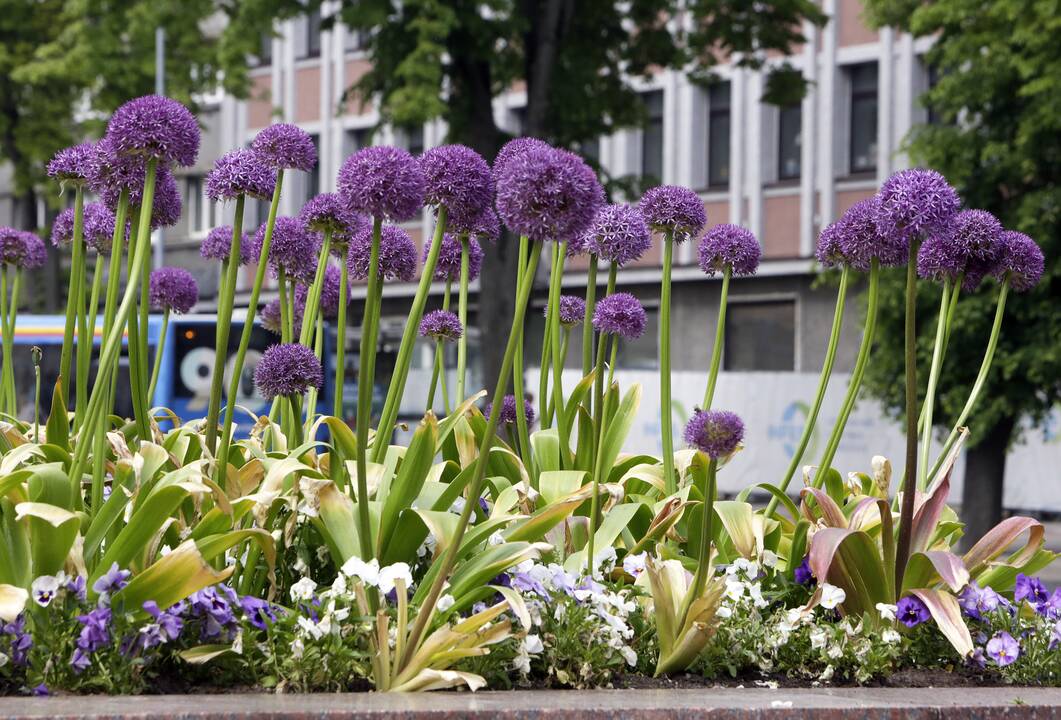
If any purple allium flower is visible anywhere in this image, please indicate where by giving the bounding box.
[959,582,1002,621]
[985,631,1020,667]
[419,144,494,231]
[149,267,199,314]
[875,168,961,245]
[147,167,183,229]
[470,206,502,244]
[19,232,47,270]
[493,137,551,176]
[92,562,131,598]
[254,343,323,398]
[495,146,603,242]
[584,203,652,266]
[698,224,761,276]
[105,95,200,167]
[896,595,930,627]
[918,209,1004,288]
[51,203,121,254]
[251,217,322,283]
[0,229,43,269]
[994,231,1045,292]
[554,295,586,327]
[200,225,253,266]
[240,595,279,630]
[419,309,463,342]
[259,298,302,336]
[337,146,426,222]
[206,148,277,201]
[485,394,535,427]
[1014,573,1050,608]
[47,142,96,184]
[638,185,707,241]
[794,556,815,585]
[592,292,647,339]
[682,408,744,459]
[830,197,908,271]
[815,218,848,268]
[294,264,349,320]
[251,123,317,172]
[346,224,418,282]
[429,232,484,282]
[300,192,365,245]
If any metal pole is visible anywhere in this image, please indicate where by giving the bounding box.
[153,27,165,270]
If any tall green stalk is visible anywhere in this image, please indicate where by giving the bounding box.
[333,253,351,420]
[587,331,619,576]
[895,243,920,593]
[689,458,718,601]
[426,281,452,412]
[60,187,85,419]
[0,267,14,416]
[582,257,598,376]
[303,312,326,434]
[354,217,384,560]
[547,242,569,460]
[455,234,471,403]
[76,257,105,420]
[590,264,618,471]
[539,242,558,428]
[125,225,150,441]
[512,237,536,481]
[298,229,333,346]
[918,279,953,490]
[147,309,170,402]
[660,233,677,494]
[701,265,731,411]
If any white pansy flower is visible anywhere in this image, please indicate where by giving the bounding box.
[716,605,733,619]
[377,562,413,595]
[522,634,544,654]
[724,579,745,602]
[594,546,618,572]
[290,636,304,659]
[0,652,8,668]
[819,583,846,610]
[747,582,769,609]
[437,594,455,612]
[760,550,779,568]
[876,602,897,621]
[289,577,318,602]
[619,645,637,666]
[882,629,901,644]
[449,497,466,515]
[341,556,381,586]
[31,575,62,607]
[827,644,843,659]
[297,615,324,640]
[330,573,348,597]
[513,650,531,675]
[810,628,828,649]
[622,552,647,577]
[820,665,835,681]
[488,531,505,546]
[232,629,244,655]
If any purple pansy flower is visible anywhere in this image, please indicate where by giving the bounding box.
[896,595,930,627]
[92,562,131,598]
[985,631,1020,667]
[794,556,814,585]
[240,595,279,630]
[959,582,1001,621]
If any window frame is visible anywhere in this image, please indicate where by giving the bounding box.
[721,296,799,373]
[846,61,879,176]
[777,103,802,182]
[707,82,732,189]
[640,89,665,183]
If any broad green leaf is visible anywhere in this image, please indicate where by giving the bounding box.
[808,526,891,618]
[378,415,438,559]
[902,551,969,594]
[595,385,642,488]
[15,502,80,578]
[179,645,235,664]
[530,429,561,473]
[963,515,1045,580]
[114,540,234,613]
[564,503,640,573]
[538,470,586,506]
[45,378,69,452]
[909,588,973,657]
[505,484,592,543]
[713,501,761,560]
[755,483,801,523]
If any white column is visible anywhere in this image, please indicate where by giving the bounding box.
[746,71,763,240]
[318,10,333,191]
[894,32,915,170]
[799,21,819,256]
[817,0,837,226]
[331,11,347,186]
[662,71,680,184]
[878,27,894,180]
[729,68,745,227]
[270,34,282,122]
[281,20,297,216]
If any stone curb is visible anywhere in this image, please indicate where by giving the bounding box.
[2,688,1061,719]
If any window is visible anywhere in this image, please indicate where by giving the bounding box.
[708,82,731,188]
[577,137,600,165]
[305,134,320,202]
[640,90,664,183]
[302,9,322,59]
[724,301,795,371]
[344,127,371,157]
[399,125,424,156]
[925,62,944,125]
[847,62,878,175]
[345,28,371,52]
[778,104,802,180]
[257,33,273,66]
[186,176,210,235]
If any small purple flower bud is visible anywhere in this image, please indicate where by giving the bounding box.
[583,203,652,266]
[149,267,199,314]
[254,343,323,399]
[105,95,200,167]
[200,226,253,266]
[206,148,277,201]
[419,310,463,342]
[697,224,761,276]
[638,185,706,241]
[251,123,317,172]
[592,292,647,339]
[682,409,744,459]
[337,146,426,222]
[346,225,418,282]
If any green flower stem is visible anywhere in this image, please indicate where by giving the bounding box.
[278,270,292,343]
[75,257,104,426]
[354,217,384,560]
[814,261,880,485]
[426,280,452,412]
[371,207,448,464]
[548,243,570,458]
[688,457,718,603]
[511,236,536,481]
[582,257,598,376]
[136,229,152,401]
[426,343,442,412]
[59,186,85,416]
[215,174,284,489]
[147,309,170,402]
[402,238,543,667]
[287,395,304,447]
[204,196,247,451]
[84,255,104,374]
[701,265,731,411]
[125,214,151,442]
[590,264,618,471]
[333,253,350,420]
[660,233,677,495]
[76,216,93,427]
[926,281,1010,486]
[303,312,326,434]
[0,267,13,416]
[299,229,333,346]
[5,270,22,411]
[896,242,920,593]
[917,277,961,435]
[32,347,41,440]
[917,278,953,490]
[605,333,617,389]
[538,242,556,429]
[766,266,849,518]
[456,234,471,403]
[587,332,619,577]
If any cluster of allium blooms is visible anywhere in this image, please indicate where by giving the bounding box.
[493,137,551,176]
[200,226,253,266]
[251,217,321,283]
[419,144,494,231]
[429,233,484,282]
[295,265,349,320]
[470,206,502,243]
[338,146,426,222]
[251,123,317,172]
[104,95,200,167]
[52,203,121,254]
[0,228,46,269]
[583,203,652,266]
[149,267,199,314]
[346,225,418,282]
[638,185,707,241]
[300,192,365,245]
[419,309,463,342]
[46,142,96,184]
[486,394,536,427]
[815,218,848,269]
[144,169,183,229]
[683,409,744,460]
[875,168,961,244]
[918,209,1004,289]
[697,224,761,277]
[552,295,586,327]
[206,148,277,201]
[495,145,603,242]
[592,292,647,339]
[994,231,1045,292]
[825,197,906,271]
[254,343,323,399]
[259,298,299,336]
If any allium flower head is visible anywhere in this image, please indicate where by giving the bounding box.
[259,298,294,336]
[592,292,647,339]
[918,209,1003,288]
[496,146,603,242]
[251,217,321,283]
[337,146,426,222]
[0,228,45,269]
[896,595,930,627]
[552,295,586,327]
[251,123,317,172]
[815,219,848,268]
[254,343,323,399]
[89,138,148,206]
[347,225,417,282]
[149,267,199,314]
[875,168,960,244]
[698,224,761,276]
[419,310,463,342]
[429,233,484,282]
[105,95,200,167]
[146,168,183,229]
[419,144,494,231]
[300,192,365,244]
[638,185,706,241]
[493,137,551,176]
[470,206,501,244]
[206,149,277,201]
[831,196,906,271]
[200,226,253,266]
[682,409,744,459]
[485,394,535,426]
[52,203,121,254]
[584,203,651,266]
[295,265,349,320]
[21,233,47,270]
[994,231,1045,293]
[47,142,96,185]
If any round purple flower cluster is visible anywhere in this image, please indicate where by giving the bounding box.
[201,225,253,266]
[994,231,1044,293]
[252,217,321,283]
[583,203,652,266]
[683,408,744,460]
[47,142,96,184]
[347,225,418,282]
[638,185,707,241]
[697,224,761,277]
[254,343,323,399]
[592,292,647,339]
[419,309,463,342]
[295,265,349,320]
[875,168,960,244]
[251,123,317,172]
[917,209,1003,288]
[338,146,425,222]
[829,197,906,271]
[300,192,365,244]
[259,298,289,336]
[149,266,199,314]
[419,144,494,231]
[0,228,46,269]
[429,233,484,283]
[552,295,586,327]
[206,149,277,201]
[471,207,502,243]
[105,95,200,167]
[495,145,603,242]
[485,394,536,427]
[493,137,550,176]
[51,203,121,254]
[145,168,183,229]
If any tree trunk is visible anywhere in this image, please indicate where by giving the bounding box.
[959,414,1016,552]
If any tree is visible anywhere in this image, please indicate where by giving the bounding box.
[862,0,1061,543]
[221,0,825,391]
